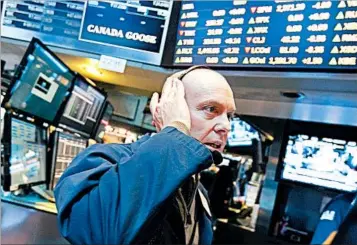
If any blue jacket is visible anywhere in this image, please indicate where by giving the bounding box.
[311,192,355,245]
[54,127,214,244]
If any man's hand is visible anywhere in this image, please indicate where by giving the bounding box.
[150,77,191,135]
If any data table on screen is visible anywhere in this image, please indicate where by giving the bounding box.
[173,0,357,70]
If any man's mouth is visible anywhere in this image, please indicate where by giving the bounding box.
[204,142,223,151]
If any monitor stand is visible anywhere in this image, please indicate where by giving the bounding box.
[31,185,55,203]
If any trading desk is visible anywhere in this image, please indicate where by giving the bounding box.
[1,193,68,244]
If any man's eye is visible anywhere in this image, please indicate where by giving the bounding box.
[204,106,217,113]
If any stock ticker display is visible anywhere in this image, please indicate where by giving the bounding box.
[174,1,357,70]
[1,0,172,64]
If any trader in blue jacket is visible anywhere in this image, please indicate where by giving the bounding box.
[311,191,356,245]
[54,66,236,244]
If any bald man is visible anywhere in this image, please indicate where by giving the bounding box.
[54,67,236,244]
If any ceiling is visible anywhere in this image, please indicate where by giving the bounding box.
[2,40,357,126]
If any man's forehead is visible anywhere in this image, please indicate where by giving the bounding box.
[180,69,236,111]
[181,69,230,94]
[181,68,225,84]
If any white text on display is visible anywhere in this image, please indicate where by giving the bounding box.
[280,46,299,54]
[276,3,305,13]
[312,1,332,10]
[229,8,246,15]
[203,38,222,45]
[197,48,220,55]
[288,14,304,22]
[206,57,219,64]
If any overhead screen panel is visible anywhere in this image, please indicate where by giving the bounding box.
[173,1,357,70]
[1,0,173,65]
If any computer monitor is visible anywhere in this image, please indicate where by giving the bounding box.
[2,114,48,191]
[1,38,75,124]
[58,75,106,138]
[49,131,87,190]
[94,102,114,142]
[280,134,357,193]
[227,117,260,147]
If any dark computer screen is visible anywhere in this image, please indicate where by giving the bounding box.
[94,102,114,142]
[58,76,106,137]
[8,117,47,190]
[51,131,87,189]
[227,118,260,147]
[281,134,357,192]
[3,39,74,123]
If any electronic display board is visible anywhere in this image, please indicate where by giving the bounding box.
[1,0,173,65]
[173,1,357,70]
[281,134,357,192]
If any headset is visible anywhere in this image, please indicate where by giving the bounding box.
[176,65,212,81]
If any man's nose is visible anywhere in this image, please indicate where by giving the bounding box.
[214,114,230,135]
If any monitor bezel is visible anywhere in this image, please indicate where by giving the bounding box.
[47,130,59,191]
[1,37,76,126]
[2,112,48,192]
[276,120,357,193]
[56,73,107,138]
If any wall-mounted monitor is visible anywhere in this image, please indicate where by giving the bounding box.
[281,134,357,192]
[58,74,106,138]
[93,101,114,142]
[1,38,75,124]
[227,117,260,147]
[278,121,357,193]
[49,131,87,190]
[2,114,48,191]
[167,1,357,71]
[1,0,173,65]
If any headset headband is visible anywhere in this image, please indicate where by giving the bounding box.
[177,65,211,80]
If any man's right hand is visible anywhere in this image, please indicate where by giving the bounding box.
[150,77,191,135]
